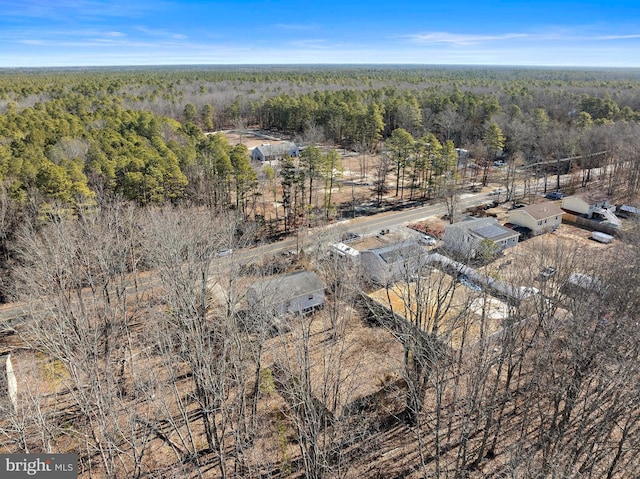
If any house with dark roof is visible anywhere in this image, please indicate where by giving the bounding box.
[251,142,299,162]
[360,240,425,285]
[443,217,519,259]
[247,270,325,316]
[507,202,564,236]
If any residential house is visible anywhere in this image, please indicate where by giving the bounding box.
[251,142,299,162]
[562,191,620,226]
[360,240,425,285]
[443,217,520,259]
[507,202,564,236]
[247,270,325,316]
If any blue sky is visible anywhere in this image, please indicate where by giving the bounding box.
[1,0,640,67]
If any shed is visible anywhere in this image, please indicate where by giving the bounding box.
[618,204,639,218]
[251,142,299,162]
[247,270,325,316]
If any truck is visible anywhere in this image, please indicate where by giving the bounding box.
[591,231,613,244]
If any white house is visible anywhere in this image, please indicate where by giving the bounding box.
[444,217,520,259]
[360,240,425,285]
[251,142,299,162]
[507,202,564,236]
[562,192,620,226]
[247,270,325,316]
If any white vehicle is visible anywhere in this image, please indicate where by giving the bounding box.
[420,234,437,246]
[591,232,613,244]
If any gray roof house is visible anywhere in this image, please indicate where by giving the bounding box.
[360,240,425,285]
[251,142,299,162]
[247,270,325,316]
[444,217,520,259]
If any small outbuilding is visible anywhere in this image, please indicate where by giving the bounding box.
[507,202,564,236]
[251,142,299,162]
[247,270,325,316]
[618,204,639,218]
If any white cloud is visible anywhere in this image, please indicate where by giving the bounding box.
[287,39,329,49]
[135,26,188,40]
[403,29,640,46]
[272,23,317,31]
[0,0,169,19]
[593,34,640,40]
[404,32,533,46]
[17,39,46,45]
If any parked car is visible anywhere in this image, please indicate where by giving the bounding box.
[538,266,557,280]
[509,203,527,210]
[494,160,507,167]
[341,232,362,242]
[489,188,503,196]
[545,191,565,200]
[420,234,437,246]
[518,286,540,299]
[511,225,532,239]
[216,248,233,258]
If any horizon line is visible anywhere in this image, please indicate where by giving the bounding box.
[3,63,640,70]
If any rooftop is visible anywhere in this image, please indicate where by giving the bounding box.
[570,190,613,204]
[449,217,519,242]
[519,202,564,220]
[249,270,325,302]
[253,142,298,156]
[365,240,424,264]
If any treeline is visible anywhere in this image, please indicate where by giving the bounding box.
[3,66,640,299]
[4,66,640,211]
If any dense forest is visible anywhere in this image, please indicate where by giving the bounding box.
[2,66,640,268]
[1,66,640,478]
[2,65,640,210]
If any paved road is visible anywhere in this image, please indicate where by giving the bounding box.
[234,191,499,262]
[0,191,498,326]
